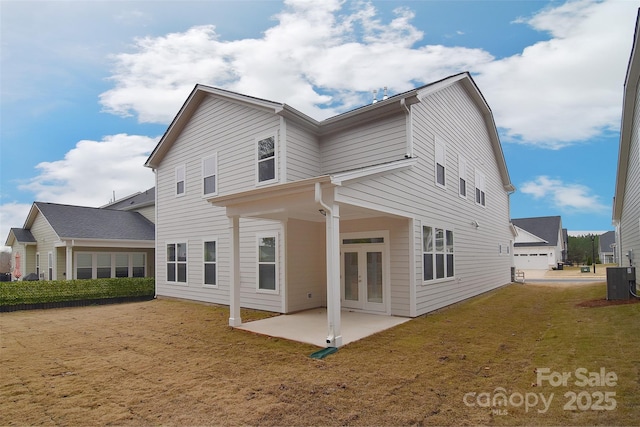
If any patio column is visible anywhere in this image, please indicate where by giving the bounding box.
[228,215,242,327]
[66,245,72,280]
[326,204,342,347]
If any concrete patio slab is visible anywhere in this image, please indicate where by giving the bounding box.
[237,308,411,347]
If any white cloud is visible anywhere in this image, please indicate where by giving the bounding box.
[475,0,638,148]
[99,0,493,122]
[519,175,609,213]
[99,0,637,148]
[18,134,157,207]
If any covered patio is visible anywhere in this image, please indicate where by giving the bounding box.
[237,308,411,347]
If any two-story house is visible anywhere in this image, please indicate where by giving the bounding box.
[145,72,515,347]
[613,10,640,268]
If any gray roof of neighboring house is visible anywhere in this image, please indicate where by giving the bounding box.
[8,228,36,243]
[512,216,562,247]
[599,230,616,253]
[35,202,155,241]
[101,187,155,211]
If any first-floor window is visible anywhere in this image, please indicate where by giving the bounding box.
[35,253,40,278]
[423,225,454,281]
[97,253,111,278]
[75,252,146,279]
[258,235,277,291]
[48,252,53,280]
[167,243,187,283]
[204,240,217,286]
[76,253,93,279]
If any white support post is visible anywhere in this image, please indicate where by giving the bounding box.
[228,215,242,327]
[66,245,73,280]
[325,204,342,347]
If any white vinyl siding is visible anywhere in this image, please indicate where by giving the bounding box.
[154,94,283,312]
[320,113,406,174]
[285,122,321,181]
[175,165,186,196]
[202,154,218,196]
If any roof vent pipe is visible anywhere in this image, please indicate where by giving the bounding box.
[382,86,388,100]
[372,89,378,104]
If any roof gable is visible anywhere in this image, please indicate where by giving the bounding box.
[512,216,562,246]
[4,228,36,246]
[144,72,513,192]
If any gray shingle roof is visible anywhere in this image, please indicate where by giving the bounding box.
[512,216,562,247]
[35,202,154,241]
[102,187,155,210]
[9,228,36,243]
[599,230,616,252]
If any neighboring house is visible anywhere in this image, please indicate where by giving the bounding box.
[598,231,616,264]
[145,72,516,347]
[613,10,640,268]
[512,216,566,270]
[101,187,156,223]
[5,202,155,281]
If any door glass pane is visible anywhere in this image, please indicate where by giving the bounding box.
[344,252,359,301]
[367,252,383,304]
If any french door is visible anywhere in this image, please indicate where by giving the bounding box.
[341,241,386,313]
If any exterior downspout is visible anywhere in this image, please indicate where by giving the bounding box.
[401,98,414,158]
[314,182,342,348]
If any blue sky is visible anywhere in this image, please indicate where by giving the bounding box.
[1,0,639,244]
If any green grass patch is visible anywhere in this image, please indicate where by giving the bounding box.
[0,277,154,306]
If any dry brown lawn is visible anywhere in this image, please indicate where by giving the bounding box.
[1,283,639,426]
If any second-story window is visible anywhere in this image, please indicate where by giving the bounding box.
[257,135,276,184]
[176,165,186,196]
[435,139,446,188]
[475,169,486,207]
[202,154,218,196]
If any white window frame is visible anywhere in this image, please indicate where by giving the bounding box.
[35,252,40,279]
[166,242,188,284]
[256,134,278,185]
[175,164,186,197]
[202,154,218,197]
[435,137,446,189]
[475,169,486,207]
[422,225,455,283]
[458,155,467,199]
[74,252,147,279]
[203,238,218,288]
[256,233,278,294]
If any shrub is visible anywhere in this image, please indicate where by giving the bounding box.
[0,277,154,306]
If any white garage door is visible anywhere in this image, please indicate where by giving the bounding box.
[514,253,550,270]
